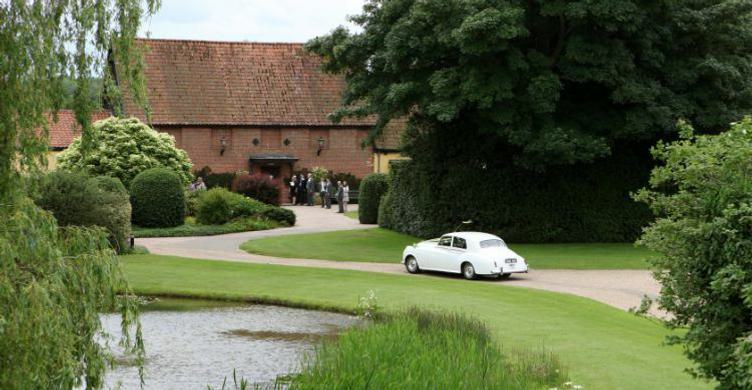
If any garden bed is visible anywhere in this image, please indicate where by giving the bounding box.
[133,217,283,238]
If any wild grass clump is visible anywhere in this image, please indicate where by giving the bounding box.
[289,308,568,389]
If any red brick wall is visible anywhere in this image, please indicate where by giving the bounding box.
[158,126,375,177]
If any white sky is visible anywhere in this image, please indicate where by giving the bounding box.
[140,0,366,43]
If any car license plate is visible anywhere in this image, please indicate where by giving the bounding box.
[505,258,516,264]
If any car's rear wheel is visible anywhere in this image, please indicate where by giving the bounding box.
[498,273,511,279]
[405,256,420,274]
[462,262,476,280]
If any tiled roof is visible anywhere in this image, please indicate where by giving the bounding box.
[120,38,375,127]
[46,110,112,149]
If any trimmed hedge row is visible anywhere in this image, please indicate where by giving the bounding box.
[358,173,389,224]
[379,144,654,243]
[34,171,131,253]
[130,168,185,228]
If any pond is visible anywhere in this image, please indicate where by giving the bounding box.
[101,298,359,389]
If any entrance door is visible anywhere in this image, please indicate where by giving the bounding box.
[260,165,281,179]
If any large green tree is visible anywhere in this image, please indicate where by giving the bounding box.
[307,0,752,169]
[0,0,158,388]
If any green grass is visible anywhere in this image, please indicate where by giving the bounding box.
[292,309,568,388]
[119,254,710,389]
[133,217,280,238]
[344,210,358,220]
[240,228,653,269]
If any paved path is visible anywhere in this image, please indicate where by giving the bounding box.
[138,205,662,316]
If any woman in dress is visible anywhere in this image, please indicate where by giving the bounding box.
[342,181,350,212]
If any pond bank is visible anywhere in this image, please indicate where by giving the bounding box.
[102,298,359,389]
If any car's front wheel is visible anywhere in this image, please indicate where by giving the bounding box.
[462,262,476,280]
[405,256,420,274]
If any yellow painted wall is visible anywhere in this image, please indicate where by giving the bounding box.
[46,151,61,170]
[373,152,409,174]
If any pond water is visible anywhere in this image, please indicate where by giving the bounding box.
[100,298,358,389]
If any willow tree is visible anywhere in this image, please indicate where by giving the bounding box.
[0,1,158,388]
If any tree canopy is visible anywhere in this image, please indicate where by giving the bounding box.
[306,0,752,169]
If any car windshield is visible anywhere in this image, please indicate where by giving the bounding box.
[479,239,506,248]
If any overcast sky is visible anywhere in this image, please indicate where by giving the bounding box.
[140,0,365,43]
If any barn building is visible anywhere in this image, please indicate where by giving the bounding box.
[114,38,404,196]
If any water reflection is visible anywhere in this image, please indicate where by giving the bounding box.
[101,299,358,389]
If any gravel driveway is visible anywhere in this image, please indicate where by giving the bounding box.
[138,205,662,315]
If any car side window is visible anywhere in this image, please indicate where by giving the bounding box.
[452,237,467,249]
[438,236,452,247]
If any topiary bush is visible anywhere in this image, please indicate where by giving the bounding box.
[130,168,185,228]
[634,118,752,387]
[377,190,394,228]
[33,171,132,253]
[196,188,235,225]
[358,173,389,224]
[261,207,296,226]
[57,116,192,187]
[232,173,280,206]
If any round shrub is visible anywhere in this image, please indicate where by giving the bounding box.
[358,173,389,224]
[261,207,296,226]
[196,188,234,225]
[130,168,185,228]
[57,117,193,188]
[232,173,280,206]
[33,171,132,253]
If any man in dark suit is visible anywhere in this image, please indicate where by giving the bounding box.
[297,174,307,205]
[306,173,316,206]
[325,178,334,209]
[336,181,344,213]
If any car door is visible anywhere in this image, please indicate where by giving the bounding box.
[428,235,454,272]
[445,236,468,272]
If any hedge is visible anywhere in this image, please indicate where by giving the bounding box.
[34,171,131,253]
[196,187,295,226]
[130,168,186,228]
[358,173,389,224]
[380,144,654,243]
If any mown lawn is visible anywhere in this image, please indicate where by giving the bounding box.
[240,228,654,269]
[119,254,709,390]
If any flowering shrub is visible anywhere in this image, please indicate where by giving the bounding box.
[58,117,192,187]
[232,173,280,206]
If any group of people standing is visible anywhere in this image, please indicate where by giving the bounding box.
[288,173,350,213]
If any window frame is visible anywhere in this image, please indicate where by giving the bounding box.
[452,236,467,250]
[438,235,453,247]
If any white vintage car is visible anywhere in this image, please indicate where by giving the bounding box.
[401,232,528,279]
